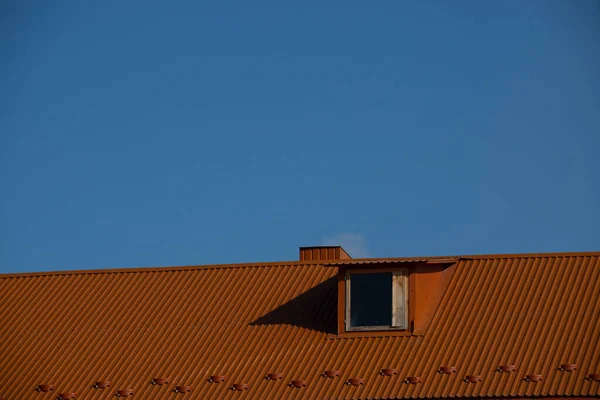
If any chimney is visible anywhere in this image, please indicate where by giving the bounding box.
[299,246,352,261]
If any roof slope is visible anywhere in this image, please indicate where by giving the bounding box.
[1,253,599,400]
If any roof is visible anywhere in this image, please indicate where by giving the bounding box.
[1,252,599,400]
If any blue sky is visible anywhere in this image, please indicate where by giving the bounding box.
[1,1,599,273]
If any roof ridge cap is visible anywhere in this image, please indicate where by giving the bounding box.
[0,260,322,279]
[460,251,600,259]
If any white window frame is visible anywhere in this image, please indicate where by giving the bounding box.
[345,269,408,331]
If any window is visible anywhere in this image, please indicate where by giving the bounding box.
[345,269,407,331]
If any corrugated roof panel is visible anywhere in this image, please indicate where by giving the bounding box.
[1,254,599,399]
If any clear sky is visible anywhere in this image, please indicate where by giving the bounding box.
[1,1,599,273]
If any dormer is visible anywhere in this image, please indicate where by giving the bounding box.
[325,256,458,337]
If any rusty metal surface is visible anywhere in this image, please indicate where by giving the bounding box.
[1,253,599,400]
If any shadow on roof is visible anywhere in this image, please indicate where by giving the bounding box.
[249,277,337,334]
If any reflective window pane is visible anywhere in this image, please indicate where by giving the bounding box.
[350,272,392,327]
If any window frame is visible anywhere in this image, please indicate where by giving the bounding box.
[344,268,408,332]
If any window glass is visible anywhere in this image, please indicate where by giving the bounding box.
[349,272,392,327]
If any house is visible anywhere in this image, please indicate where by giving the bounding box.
[1,247,599,400]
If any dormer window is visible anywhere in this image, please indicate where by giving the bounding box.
[345,269,407,331]
[326,256,458,338]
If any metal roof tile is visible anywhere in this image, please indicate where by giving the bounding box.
[1,253,599,399]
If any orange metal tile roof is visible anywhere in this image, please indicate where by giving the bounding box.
[1,252,599,400]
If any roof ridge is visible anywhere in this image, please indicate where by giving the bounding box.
[458,251,600,259]
[1,251,597,279]
[0,260,312,279]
